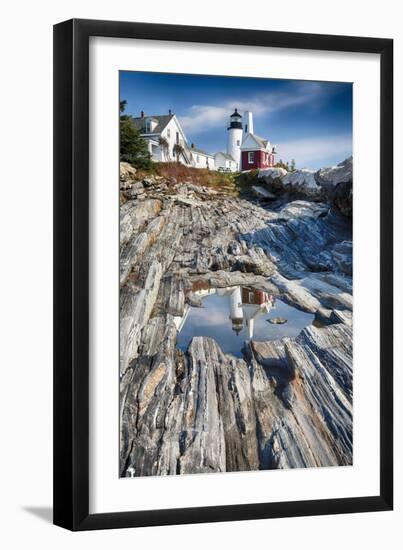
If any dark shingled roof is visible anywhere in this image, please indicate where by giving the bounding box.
[131,114,175,134]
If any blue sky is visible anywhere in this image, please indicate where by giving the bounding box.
[120,71,352,169]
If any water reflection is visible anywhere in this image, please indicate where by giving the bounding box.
[176,284,314,358]
[228,286,274,338]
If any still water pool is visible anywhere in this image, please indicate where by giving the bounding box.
[177,286,314,358]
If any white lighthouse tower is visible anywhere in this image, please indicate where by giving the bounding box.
[228,286,244,335]
[227,109,243,171]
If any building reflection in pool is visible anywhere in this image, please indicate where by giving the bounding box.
[228,286,274,339]
[176,284,314,358]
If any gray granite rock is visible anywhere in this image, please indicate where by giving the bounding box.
[253,157,352,217]
[315,157,353,188]
[122,181,145,199]
[258,167,288,187]
[119,162,353,476]
[120,162,137,189]
[282,168,322,197]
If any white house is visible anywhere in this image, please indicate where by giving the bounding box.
[131,111,193,166]
[131,111,216,169]
[214,152,237,172]
[189,144,215,170]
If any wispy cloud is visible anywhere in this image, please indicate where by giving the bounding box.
[276,135,352,169]
[180,82,329,134]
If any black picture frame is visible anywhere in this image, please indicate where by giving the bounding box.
[53,18,393,531]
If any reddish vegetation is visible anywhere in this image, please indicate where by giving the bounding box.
[144,162,236,189]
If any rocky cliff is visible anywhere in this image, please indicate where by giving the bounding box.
[257,157,353,217]
[119,160,353,477]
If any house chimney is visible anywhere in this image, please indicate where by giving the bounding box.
[244,111,254,135]
[140,110,144,118]
[191,143,195,149]
[168,109,172,115]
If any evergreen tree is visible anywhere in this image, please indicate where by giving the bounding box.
[275,159,290,171]
[290,158,296,172]
[120,100,127,114]
[120,100,152,169]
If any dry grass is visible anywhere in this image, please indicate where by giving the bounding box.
[129,162,257,197]
[155,162,237,188]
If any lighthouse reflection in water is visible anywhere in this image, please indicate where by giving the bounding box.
[176,285,314,358]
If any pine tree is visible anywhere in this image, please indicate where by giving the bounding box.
[120,100,127,114]
[275,159,290,171]
[120,100,152,169]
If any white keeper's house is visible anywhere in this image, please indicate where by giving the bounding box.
[131,110,215,169]
[189,144,215,170]
[131,107,276,172]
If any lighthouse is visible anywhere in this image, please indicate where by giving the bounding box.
[227,108,243,171]
[228,286,244,335]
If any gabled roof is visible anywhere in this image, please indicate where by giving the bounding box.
[253,134,269,148]
[131,114,175,134]
[190,146,213,157]
[214,151,235,161]
[241,133,270,151]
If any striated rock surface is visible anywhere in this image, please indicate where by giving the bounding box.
[119,160,353,476]
[249,329,352,469]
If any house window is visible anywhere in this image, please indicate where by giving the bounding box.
[167,129,171,138]
[196,155,200,162]
[248,151,255,164]
[236,140,240,146]
[176,131,179,144]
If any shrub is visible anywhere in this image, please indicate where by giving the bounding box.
[275,159,290,171]
[234,169,259,193]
